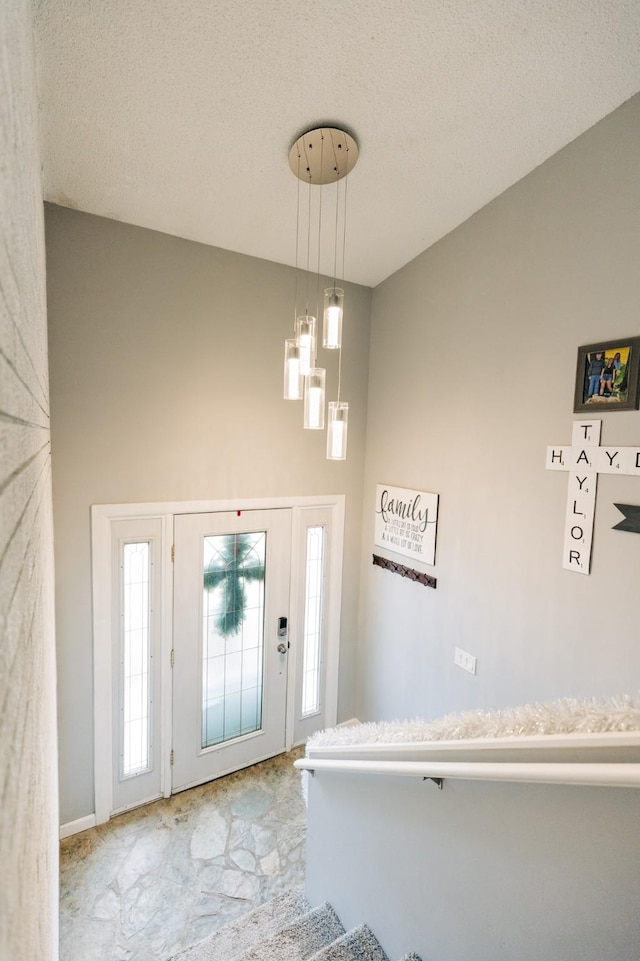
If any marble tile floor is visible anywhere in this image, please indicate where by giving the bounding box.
[59,747,307,961]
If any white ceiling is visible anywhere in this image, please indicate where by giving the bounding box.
[34,0,640,288]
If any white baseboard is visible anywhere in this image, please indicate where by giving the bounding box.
[60,814,97,840]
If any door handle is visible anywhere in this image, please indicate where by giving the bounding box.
[277,615,288,653]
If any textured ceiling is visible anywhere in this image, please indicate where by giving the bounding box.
[34,0,640,287]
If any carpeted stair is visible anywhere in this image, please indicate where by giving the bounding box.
[168,890,421,961]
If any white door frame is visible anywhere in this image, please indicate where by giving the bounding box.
[91,494,344,824]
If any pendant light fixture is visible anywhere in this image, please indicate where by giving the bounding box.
[326,400,348,459]
[323,287,343,349]
[283,125,358,460]
[283,339,303,400]
[304,368,326,429]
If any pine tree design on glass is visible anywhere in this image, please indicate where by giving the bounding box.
[203,533,266,636]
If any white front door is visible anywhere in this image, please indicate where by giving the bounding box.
[171,509,292,792]
[92,496,343,825]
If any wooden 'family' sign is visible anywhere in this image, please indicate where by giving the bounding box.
[546,420,640,574]
[374,484,439,565]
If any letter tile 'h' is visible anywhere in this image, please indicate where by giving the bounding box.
[546,420,640,574]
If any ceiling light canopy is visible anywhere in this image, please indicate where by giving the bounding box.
[287,127,359,184]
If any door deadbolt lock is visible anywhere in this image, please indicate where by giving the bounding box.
[278,616,288,637]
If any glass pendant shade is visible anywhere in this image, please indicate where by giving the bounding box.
[326,402,349,459]
[295,315,316,375]
[323,288,344,349]
[303,368,326,430]
[283,339,303,400]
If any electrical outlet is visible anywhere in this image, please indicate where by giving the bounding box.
[454,647,477,675]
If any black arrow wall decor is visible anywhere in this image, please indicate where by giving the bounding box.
[613,503,640,534]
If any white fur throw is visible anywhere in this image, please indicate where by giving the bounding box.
[307,694,640,751]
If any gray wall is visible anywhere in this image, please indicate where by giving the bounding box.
[306,771,640,961]
[45,206,371,824]
[1,0,58,957]
[359,94,640,722]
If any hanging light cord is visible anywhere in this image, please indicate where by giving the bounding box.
[305,171,312,313]
[341,142,348,286]
[331,133,340,288]
[293,149,301,330]
[337,138,349,403]
[315,131,324,324]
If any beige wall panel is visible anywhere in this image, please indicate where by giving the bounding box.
[46,207,371,823]
[360,94,640,722]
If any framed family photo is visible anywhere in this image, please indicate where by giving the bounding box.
[574,337,640,413]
